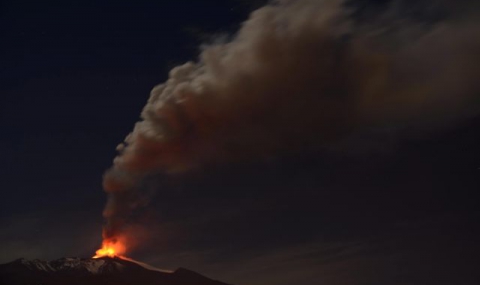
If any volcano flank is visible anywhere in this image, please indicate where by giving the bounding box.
[0,256,230,285]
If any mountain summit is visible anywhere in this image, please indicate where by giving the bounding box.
[0,256,230,285]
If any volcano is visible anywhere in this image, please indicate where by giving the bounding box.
[0,256,231,285]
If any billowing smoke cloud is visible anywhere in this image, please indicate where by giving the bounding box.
[100,0,480,243]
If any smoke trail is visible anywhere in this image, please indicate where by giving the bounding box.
[100,0,480,243]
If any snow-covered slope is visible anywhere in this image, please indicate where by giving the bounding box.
[15,257,109,274]
[0,256,230,285]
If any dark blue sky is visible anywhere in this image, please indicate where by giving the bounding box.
[1,0,255,216]
[1,1,479,284]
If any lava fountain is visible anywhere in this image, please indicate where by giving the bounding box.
[93,238,127,258]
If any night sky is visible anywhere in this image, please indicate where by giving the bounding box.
[1,1,479,285]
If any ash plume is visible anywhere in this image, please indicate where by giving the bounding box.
[100,0,480,242]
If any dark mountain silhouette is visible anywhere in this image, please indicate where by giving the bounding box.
[0,256,231,285]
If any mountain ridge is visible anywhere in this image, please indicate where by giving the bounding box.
[0,256,231,285]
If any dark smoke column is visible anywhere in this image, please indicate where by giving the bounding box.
[98,0,480,252]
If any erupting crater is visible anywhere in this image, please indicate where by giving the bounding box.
[93,239,126,259]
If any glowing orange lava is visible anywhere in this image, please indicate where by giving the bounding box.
[93,239,126,258]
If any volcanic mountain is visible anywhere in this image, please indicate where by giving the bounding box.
[0,256,231,285]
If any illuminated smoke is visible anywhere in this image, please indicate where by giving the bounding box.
[100,0,480,241]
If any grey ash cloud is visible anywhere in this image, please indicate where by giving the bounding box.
[101,0,480,243]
